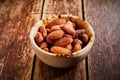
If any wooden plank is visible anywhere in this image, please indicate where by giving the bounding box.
[42,0,83,19]
[84,0,120,80]
[33,0,86,80]
[0,0,42,79]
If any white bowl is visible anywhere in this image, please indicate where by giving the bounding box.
[29,14,95,68]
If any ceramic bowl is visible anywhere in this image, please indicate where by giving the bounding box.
[29,14,95,68]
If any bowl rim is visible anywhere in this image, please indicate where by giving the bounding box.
[29,14,95,58]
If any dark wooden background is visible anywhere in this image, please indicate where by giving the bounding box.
[0,0,120,80]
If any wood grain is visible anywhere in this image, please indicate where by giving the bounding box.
[0,0,42,79]
[84,0,120,80]
[33,0,86,80]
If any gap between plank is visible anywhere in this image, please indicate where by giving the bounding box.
[30,55,36,80]
[30,0,45,80]
[82,0,89,80]
[82,0,85,20]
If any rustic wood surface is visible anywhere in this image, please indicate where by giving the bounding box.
[0,0,120,80]
[84,0,120,80]
[0,0,42,80]
[33,0,86,80]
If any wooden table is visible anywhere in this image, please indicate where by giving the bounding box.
[0,0,120,80]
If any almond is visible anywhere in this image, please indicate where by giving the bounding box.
[82,34,89,44]
[54,37,73,47]
[46,18,66,28]
[50,46,71,55]
[34,32,43,46]
[39,25,47,38]
[72,22,76,29]
[46,30,64,43]
[43,47,49,52]
[40,42,48,49]
[61,21,76,35]
[51,25,61,31]
[74,43,82,51]
[75,29,86,37]
[65,44,72,50]
[73,38,83,45]
[46,28,52,33]
[64,34,72,38]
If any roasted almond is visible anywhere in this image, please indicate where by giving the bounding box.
[46,30,64,43]
[34,32,43,46]
[40,42,48,49]
[73,38,83,45]
[64,34,72,38]
[61,21,76,35]
[39,25,47,38]
[50,46,71,55]
[82,34,89,44]
[74,43,82,51]
[43,47,49,52]
[65,44,72,50]
[46,18,66,28]
[51,25,61,31]
[54,37,73,47]
[74,29,86,37]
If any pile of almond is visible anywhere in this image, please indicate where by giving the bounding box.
[34,18,89,56]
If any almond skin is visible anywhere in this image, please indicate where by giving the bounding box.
[74,29,86,37]
[39,25,47,38]
[72,22,76,29]
[74,43,82,51]
[61,21,76,35]
[40,42,48,49]
[82,34,89,44]
[51,25,61,31]
[65,44,72,50]
[54,37,73,47]
[64,34,72,38]
[46,28,52,33]
[46,18,66,28]
[50,46,71,55]
[73,38,83,45]
[43,47,49,52]
[46,30,64,43]
[34,32,43,46]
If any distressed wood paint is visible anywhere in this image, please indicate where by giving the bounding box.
[84,0,120,80]
[0,0,42,79]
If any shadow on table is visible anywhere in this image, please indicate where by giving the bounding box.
[37,60,84,80]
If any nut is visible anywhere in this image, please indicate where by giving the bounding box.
[82,34,89,44]
[74,43,82,51]
[72,22,76,29]
[65,44,72,50]
[64,34,72,38]
[51,25,61,31]
[34,32,43,46]
[50,46,71,55]
[39,25,47,38]
[73,38,83,45]
[40,42,48,49]
[61,21,76,35]
[54,37,73,47]
[74,29,86,37]
[46,18,66,28]
[46,28,51,33]
[43,47,49,52]
[46,30,64,43]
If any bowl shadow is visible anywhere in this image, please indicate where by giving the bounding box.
[34,56,85,80]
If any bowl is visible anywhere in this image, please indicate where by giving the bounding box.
[29,14,95,68]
